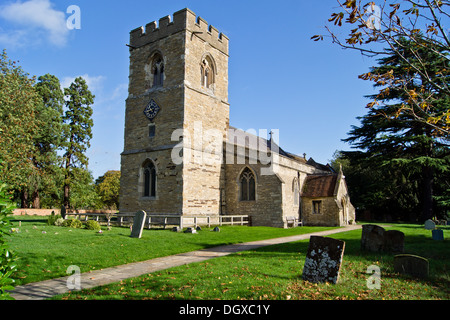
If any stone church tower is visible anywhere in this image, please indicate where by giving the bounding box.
[119,8,229,220]
[120,8,356,228]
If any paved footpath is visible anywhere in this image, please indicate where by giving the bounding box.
[10,225,361,300]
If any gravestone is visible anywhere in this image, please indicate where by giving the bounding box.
[302,236,345,284]
[184,227,197,234]
[432,229,444,241]
[130,210,146,238]
[424,219,436,230]
[213,226,220,232]
[383,230,405,253]
[361,224,386,252]
[394,254,429,278]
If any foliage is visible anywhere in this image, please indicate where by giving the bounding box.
[69,168,103,210]
[26,74,65,209]
[84,220,101,231]
[95,170,120,209]
[47,212,62,226]
[0,183,17,300]
[62,218,83,229]
[54,218,65,227]
[0,50,41,193]
[62,76,95,209]
[313,0,450,138]
[339,36,450,221]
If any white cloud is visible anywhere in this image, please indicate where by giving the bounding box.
[0,0,68,47]
[61,74,106,95]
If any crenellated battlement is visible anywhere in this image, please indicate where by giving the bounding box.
[129,8,229,54]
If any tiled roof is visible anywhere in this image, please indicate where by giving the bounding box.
[301,174,338,198]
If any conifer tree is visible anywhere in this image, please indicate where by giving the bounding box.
[62,77,94,209]
[343,37,450,222]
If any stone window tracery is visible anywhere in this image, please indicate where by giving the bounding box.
[143,160,156,198]
[152,57,164,87]
[200,55,215,89]
[240,167,256,201]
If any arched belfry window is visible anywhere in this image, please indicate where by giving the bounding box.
[200,54,216,89]
[143,160,156,198]
[240,167,256,201]
[148,52,164,88]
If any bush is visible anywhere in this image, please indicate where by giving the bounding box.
[63,218,83,229]
[47,212,62,226]
[85,220,101,231]
[0,183,17,300]
[54,218,65,227]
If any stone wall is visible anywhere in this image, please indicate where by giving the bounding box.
[302,197,340,226]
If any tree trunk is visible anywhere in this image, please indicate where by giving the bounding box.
[63,183,70,209]
[20,190,29,208]
[32,189,40,209]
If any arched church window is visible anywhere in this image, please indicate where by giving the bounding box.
[240,167,256,201]
[143,161,156,198]
[201,55,215,88]
[152,57,164,87]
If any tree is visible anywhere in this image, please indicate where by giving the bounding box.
[26,74,65,208]
[341,37,450,221]
[313,0,450,138]
[62,77,94,209]
[95,170,120,209]
[0,50,41,196]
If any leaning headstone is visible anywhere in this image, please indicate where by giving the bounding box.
[432,229,444,241]
[361,224,386,252]
[302,236,346,284]
[394,254,429,278]
[383,230,405,253]
[130,210,146,238]
[424,219,436,230]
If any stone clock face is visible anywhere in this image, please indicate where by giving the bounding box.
[143,99,160,121]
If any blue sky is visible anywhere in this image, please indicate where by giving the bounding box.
[0,0,378,179]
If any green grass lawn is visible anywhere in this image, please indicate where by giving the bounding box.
[54,223,450,300]
[7,215,336,285]
[7,216,450,300]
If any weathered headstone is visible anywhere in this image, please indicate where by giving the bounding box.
[394,254,429,278]
[424,219,436,230]
[432,229,444,241]
[361,224,385,252]
[302,236,345,284]
[130,210,146,238]
[383,230,405,253]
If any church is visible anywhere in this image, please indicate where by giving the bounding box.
[119,8,356,228]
